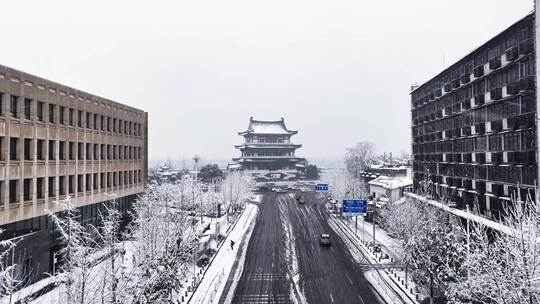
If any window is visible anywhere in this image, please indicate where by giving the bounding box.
[0,92,3,116]
[69,109,74,126]
[23,179,31,201]
[9,180,18,204]
[113,172,117,187]
[78,142,83,160]
[37,102,44,122]
[59,106,65,125]
[68,175,74,194]
[85,174,91,191]
[107,172,111,188]
[37,139,44,160]
[77,175,83,192]
[49,104,55,123]
[119,171,123,186]
[101,144,105,160]
[48,177,55,197]
[48,140,55,160]
[36,178,44,199]
[59,141,65,160]
[101,116,105,131]
[24,139,31,161]
[107,117,111,132]
[113,118,117,132]
[78,110,83,127]
[94,114,98,130]
[113,145,117,159]
[119,120,123,133]
[100,173,105,188]
[24,98,32,120]
[94,144,98,160]
[107,144,111,160]
[93,174,98,190]
[10,95,18,118]
[69,142,74,160]
[124,170,128,185]
[86,143,91,160]
[59,176,65,195]
[10,138,18,161]
[86,112,91,129]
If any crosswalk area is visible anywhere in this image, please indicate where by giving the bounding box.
[236,294,292,304]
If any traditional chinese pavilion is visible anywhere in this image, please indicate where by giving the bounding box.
[229,117,306,181]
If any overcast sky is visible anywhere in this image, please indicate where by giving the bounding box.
[0,0,534,162]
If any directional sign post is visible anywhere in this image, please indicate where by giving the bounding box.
[315,183,329,192]
[342,199,368,216]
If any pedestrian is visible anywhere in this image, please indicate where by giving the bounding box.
[230,240,235,250]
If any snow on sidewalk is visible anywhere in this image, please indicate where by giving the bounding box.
[188,203,259,304]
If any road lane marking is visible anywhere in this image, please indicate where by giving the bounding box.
[358,294,365,304]
[330,293,334,303]
[345,273,353,285]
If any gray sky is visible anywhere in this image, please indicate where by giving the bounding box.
[0,0,534,162]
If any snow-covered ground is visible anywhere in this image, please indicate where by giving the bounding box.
[188,203,259,304]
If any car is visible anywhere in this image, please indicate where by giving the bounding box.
[319,234,331,246]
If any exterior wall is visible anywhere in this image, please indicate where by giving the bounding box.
[0,65,147,282]
[411,14,535,219]
[0,65,147,225]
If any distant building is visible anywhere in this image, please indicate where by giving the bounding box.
[410,13,536,219]
[230,117,306,181]
[360,164,411,184]
[368,176,413,203]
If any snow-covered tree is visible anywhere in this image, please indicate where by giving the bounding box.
[49,197,101,304]
[446,197,540,304]
[320,169,366,201]
[220,171,254,222]
[122,186,198,303]
[93,197,123,304]
[345,142,376,178]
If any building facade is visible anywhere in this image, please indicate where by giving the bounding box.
[230,117,305,181]
[411,13,536,220]
[0,65,148,281]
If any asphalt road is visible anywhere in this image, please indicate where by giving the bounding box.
[231,192,382,304]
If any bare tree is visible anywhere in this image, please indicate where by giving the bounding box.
[345,142,376,178]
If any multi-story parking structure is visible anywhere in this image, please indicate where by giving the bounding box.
[411,13,536,219]
[0,65,148,281]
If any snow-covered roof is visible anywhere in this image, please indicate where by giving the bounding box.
[368,176,413,190]
[239,117,297,135]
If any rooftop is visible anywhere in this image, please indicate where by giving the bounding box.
[411,12,533,95]
[368,176,413,190]
[239,117,298,136]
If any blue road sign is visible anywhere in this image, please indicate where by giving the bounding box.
[315,184,329,192]
[342,199,368,216]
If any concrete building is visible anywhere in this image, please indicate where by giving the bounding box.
[410,13,535,219]
[230,117,306,181]
[0,65,147,281]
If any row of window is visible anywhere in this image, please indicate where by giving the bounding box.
[413,163,536,186]
[413,93,535,131]
[1,137,143,162]
[2,170,143,204]
[413,130,536,154]
[0,94,143,137]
